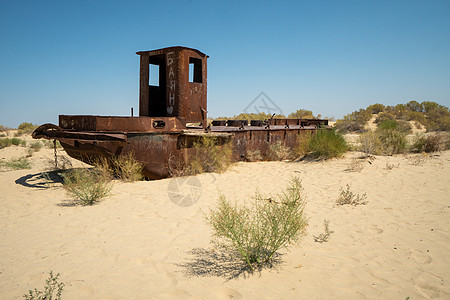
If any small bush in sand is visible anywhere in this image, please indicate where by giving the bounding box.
[293,132,312,158]
[313,219,334,243]
[376,123,407,155]
[15,122,37,136]
[29,141,43,152]
[0,157,31,171]
[11,137,26,147]
[407,153,428,166]
[345,159,364,172]
[43,139,62,149]
[23,271,64,300]
[308,129,348,159]
[385,162,400,170]
[359,131,382,155]
[246,149,262,162]
[110,152,144,182]
[411,133,447,153]
[206,178,308,272]
[266,140,291,161]
[90,153,144,182]
[0,138,12,149]
[336,184,368,206]
[63,168,112,205]
[178,136,233,176]
[0,125,11,132]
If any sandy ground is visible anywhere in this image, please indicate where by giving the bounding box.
[0,141,449,299]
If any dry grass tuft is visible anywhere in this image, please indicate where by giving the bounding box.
[173,136,233,176]
[246,149,262,162]
[336,184,368,206]
[266,140,292,161]
[313,219,334,243]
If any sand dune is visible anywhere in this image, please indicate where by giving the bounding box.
[0,145,449,299]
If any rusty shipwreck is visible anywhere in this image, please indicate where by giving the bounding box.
[32,46,328,179]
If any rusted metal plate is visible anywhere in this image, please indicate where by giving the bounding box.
[59,115,186,133]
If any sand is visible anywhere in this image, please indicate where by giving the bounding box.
[0,141,449,299]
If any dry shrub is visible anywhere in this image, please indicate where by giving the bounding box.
[63,168,112,205]
[359,131,382,155]
[345,159,364,172]
[336,184,368,206]
[293,133,312,158]
[29,141,43,152]
[246,149,262,162]
[266,140,291,161]
[111,152,144,181]
[206,178,307,272]
[92,152,144,182]
[180,136,233,176]
[0,125,11,132]
[313,219,334,243]
[385,162,400,170]
[411,133,448,153]
[407,153,428,166]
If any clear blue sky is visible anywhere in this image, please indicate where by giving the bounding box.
[1,0,449,127]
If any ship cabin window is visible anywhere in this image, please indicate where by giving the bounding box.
[189,57,202,83]
[149,64,160,86]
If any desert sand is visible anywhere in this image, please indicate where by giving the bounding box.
[0,140,449,299]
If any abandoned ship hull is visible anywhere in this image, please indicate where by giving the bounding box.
[32,46,329,179]
[33,115,322,179]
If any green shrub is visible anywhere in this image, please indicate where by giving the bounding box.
[16,122,37,135]
[374,112,396,124]
[334,109,372,133]
[377,120,398,131]
[308,129,348,159]
[376,128,407,155]
[0,138,12,149]
[0,157,32,171]
[206,178,308,271]
[366,103,386,114]
[336,184,368,206]
[288,109,315,119]
[10,137,26,146]
[266,140,291,161]
[23,271,64,300]
[63,168,112,205]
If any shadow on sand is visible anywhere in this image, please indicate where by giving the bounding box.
[15,170,64,189]
[177,247,283,280]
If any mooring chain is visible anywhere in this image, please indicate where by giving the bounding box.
[53,139,58,169]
